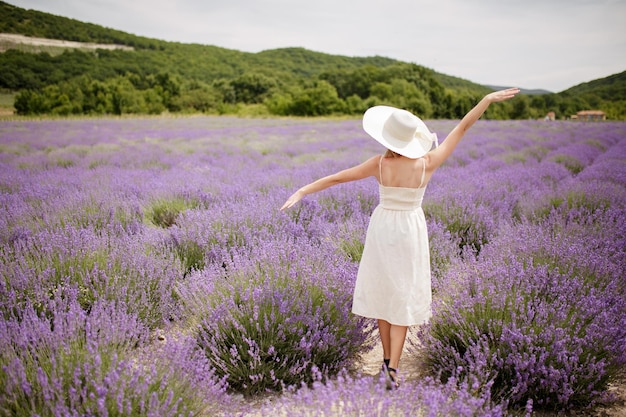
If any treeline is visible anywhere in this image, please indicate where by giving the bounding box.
[10,56,624,120]
[14,73,180,116]
[8,57,512,119]
[0,43,500,118]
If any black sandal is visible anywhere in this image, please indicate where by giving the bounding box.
[381,363,399,390]
[387,366,399,390]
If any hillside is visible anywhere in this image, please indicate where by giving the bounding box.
[0,1,161,49]
[0,1,478,89]
[0,1,405,80]
[0,0,623,119]
[560,70,626,102]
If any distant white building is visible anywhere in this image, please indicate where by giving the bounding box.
[572,110,606,121]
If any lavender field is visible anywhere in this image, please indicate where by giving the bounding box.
[1,116,625,416]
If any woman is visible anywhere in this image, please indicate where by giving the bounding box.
[281,88,520,389]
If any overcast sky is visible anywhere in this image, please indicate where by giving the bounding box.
[7,0,626,92]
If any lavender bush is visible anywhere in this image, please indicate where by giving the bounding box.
[1,116,625,414]
[0,292,227,416]
[415,123,626,411]
[0,226,180,328]
[189,241,375,395]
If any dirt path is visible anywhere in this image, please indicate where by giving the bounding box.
[356,330,426,381]
[0,33,133,52]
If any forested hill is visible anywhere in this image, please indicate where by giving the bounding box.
[560,71,626,102]
[0,0,624,119]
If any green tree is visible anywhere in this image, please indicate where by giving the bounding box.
[288,81,344,116]
[320,65,381,99]
[154,72,180,110]
[110,77,145,114]
[510,94,531,119]
[14,89,46,114]
[173,81,223,113]
[80,77,113,114]
[212,79,237,104]
[369,79,433,117]
[369,82,392,103]
[451,94,474,119]
[344,94,368,114]
[265,92,294,116]
[230,73,277,104]
[143,88,165,114]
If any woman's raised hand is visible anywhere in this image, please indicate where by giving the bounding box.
[486,88,521,103]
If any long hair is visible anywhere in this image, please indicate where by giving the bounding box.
[384,149,401,158]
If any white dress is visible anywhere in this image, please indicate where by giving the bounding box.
[351,156,432,326]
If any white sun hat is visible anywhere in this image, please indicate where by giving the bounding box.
[362,105,438,159]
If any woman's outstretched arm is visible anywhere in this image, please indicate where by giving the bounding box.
[280,155,379,210]
[427,88,520,169]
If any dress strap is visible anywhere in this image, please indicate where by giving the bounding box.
[379,155,384,186]
[418,158,426,188]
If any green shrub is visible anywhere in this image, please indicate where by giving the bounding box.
[172,238,205,276]
[144,197,200,228]
[550,154,584,174]
[425,202,491,256]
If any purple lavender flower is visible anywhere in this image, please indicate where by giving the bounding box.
[260,370,507,416]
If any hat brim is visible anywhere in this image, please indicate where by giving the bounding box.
[362,105,434,159]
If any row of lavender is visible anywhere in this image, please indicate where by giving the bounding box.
[0,116,624,415]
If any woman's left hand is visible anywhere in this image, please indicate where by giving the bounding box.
[280,190,303,211]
